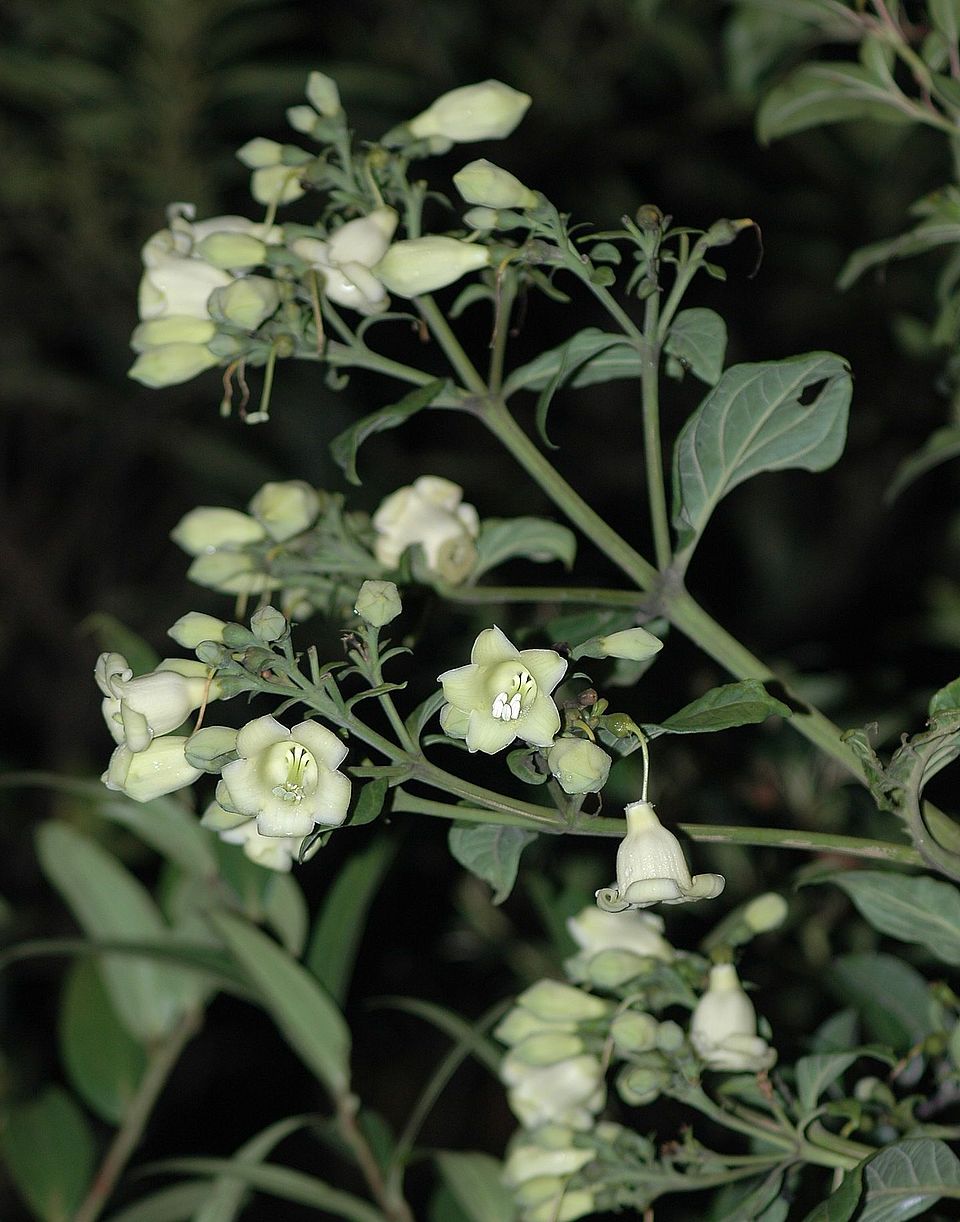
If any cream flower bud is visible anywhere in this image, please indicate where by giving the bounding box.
[187,553,277,596]
[96,653,216,753]
[250,605,288,643]
[690,963,776,1072]
[504,1144,593,1187]
[610,1011,659,1055]
[130,316,217,351]
[509,1032,585,1067]
[287,104,320,134]
[407,80,531,144]
[453,158,538,209]
[616,1057,671,1106]
[305,71,341,117]
[251,164,306,206]
[576,626,663,662]
[354,580,403,627]
[128,344,220,388]
[495,1008,576,1047]
[195,231,267,270]
[219,714,351,838]
[744,892,789,934]
[527,1190,595,1222]
[566,906,674,961]
[546,737,610,794]
[171,507,266,555]
[501,1054,605,1131]
[463,206,504,230]
[517,980,609,1023]
[102,736,202,802]
[219,817,308,872]
[138,256,232,320]
[184,725,238,772]
[168,612,228,650]
[209,276,280,330]
[596,800,725,911]
[236,137,285,168]
[372,475,479,579]
[248,480,320,541]
[327,208,398,267]
[438,625,566,755]
[373,236,489,297]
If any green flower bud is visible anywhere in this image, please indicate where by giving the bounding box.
[209,276,280,330]
[184,725,239,772]
[195,232,267,270]
[518,979,609,1023]
[250,605,288,643]
[168,612,228,650]
[355,580,403,628]
[128,343,219,388]
[611,1011,658,1054]
[373,236,489,297]
[504,1143,592,1186]
[583,947,647,989]
[187,552,278,595]
[463,206,503,230]
[743,892,789,934]
[453,158,538,210]
[250,164,305,206]
[407,80,531,145]
[248,480,320,541]
[616,1057,670,1106]
[510,1032,585,1067]
[495,1007,576,1046]
[171,507,266,555]
[576,626,663,662]
[656,1019,685,1053]
[305,71,341,117]
[236,137,284,168]
[546,737,610,795]
[130,315,217,351]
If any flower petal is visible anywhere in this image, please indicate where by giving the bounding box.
[439,703,470,739]
[466,711,518,755]
[236,714,289,758]
[291,720,348,770]
[520,648,568,694]
[309,768,352,827]
[519,694,561,747]
[471,624,519,666]
[439,663,487,711]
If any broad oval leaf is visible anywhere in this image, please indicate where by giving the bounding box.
[757,63,916,145]
[0,1086,95,1222]
[435,1151,517,1222]
[826,870,960,966]
[664,308,727,386]
[801,1162,864,1222]
[795,1048,888,1115]
[829,953,935,1050]
[59,958,147,1125]
[37,821,189,1042]
[646,680,791,737]
[672,352,851,558]
[473,517,576,578]
[209,910,351,1098]
[448,822,538,905]
[858,1138,960,1221]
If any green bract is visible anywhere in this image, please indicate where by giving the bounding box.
[438,626,567,754]
[218,714,351,837]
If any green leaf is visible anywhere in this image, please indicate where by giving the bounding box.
[795,1049,881,1114]
[838,223,960,294]
[348,776,390,827]
[140,1160,382,1222]
[330,379,446,484]
[100,795,218,877]
[191,1115,320,1222]
[500,327,637,397]
[262,873,309,957]
[801,1162,864,1222]
[209,910,351,1098]
[448,822,538,904]
[647,680,791,737]
[305,834,398,1005]
[374,997,503,1075]
[473,517,576,578]
[930,676,960,716]
[756,63,916,145]
[435,1152,517,1222]
[0,1086,95,1222]
[406,690,446,744]
[825,870,960,966]
[104,1181,213,1222]
[829,953,936,1050]
[36,822,191,1042]
[886,425,960,502]
[672,353,851,557]
[664,308,727,385]
[59,958,147,1125]
[858,1138,960,1221]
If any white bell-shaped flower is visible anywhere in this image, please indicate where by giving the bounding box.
[566,905,674,962]
[501,1053,605,1131]
[690,963,776,1072]
[596,800,724,911]
[372,475,479,583]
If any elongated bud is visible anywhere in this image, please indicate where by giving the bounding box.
[208,277,280,330]
[171,507,266,555]
[168,612,228,649]
[195,232,267,270]
[453,158,538,209]
[129,343,219,388]
[575,626,663,662]
[406,80,531,144]
[373,236,489,297]
[131,316,217,351]
[248,480,320,541]
[306,71,341,117]
[517,979,609,1022]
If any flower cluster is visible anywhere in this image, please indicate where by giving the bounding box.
[128,75,538,394]
[496,905,778,1218]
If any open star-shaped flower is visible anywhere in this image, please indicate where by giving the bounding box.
[438,625,567,754]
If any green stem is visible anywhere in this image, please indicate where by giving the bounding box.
[415,295,488,396]
[439,583,642,607]
[478,396,659,589]
[336,1093,414,1222]
[488,267,516,394]
[640,288,671,569]
[73,1010,200,1222]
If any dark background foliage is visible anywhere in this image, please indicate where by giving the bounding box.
[1,2,957,1218]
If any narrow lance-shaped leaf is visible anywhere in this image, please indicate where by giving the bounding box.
[501,327,635,397]
[757,63,917,145]
[672,353,851,561]
[435,1152,517,1222]
[330,379,446,484]
[209,909,351,1099]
